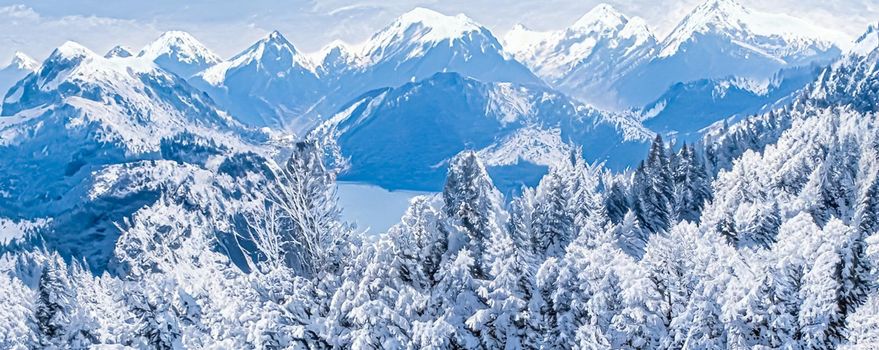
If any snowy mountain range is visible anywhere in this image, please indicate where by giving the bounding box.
[313,72,649,192]
[504,4,657,109]
[1,3,879,349]
[506,0,844,110]
[0,0,871,266]
[0,41,270,268]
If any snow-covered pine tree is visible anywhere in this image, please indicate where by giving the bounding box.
[798,250,844,349]
[128,281,183,350]
[467,230,534,349]
[632,135,675,234]
[413,250,484,349]
[35,255,97,348]
[844,293,879,348]
[0,274,38,348]
[615,210,648,259]
[604,177,631,225]
[532,168,575,258]
[442,151,506,278]
[671,144,712,224]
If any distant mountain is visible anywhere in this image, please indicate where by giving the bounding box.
[803,24,879,112]
[104,45,134,58]
[614,0,844,107]
[0,41,265,266]
[504,4,657,109]
[313,72,650,192]
[306,8,545,122]
[0,52,39,112]
[137,31,223,79]
[192,31,324,129]
[641,65,823,141]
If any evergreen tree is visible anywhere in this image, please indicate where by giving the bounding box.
[467,231,534,349]
[615,210,648,259]
[35,256,97,348]
[671,144,712,224]
[532,168,575,258]
[442,151,506,278]
[632,135,675,233]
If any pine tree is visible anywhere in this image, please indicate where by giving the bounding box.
[798,250,844,349]
[632,135,675,233]
[532,168,575,258]
[467,231,534,349]
[671,144,712,224]
[413,250,484,349]
[615,210,648,259]
[442,151,506,278]
[35,256,97,348]
[604,178,630,225]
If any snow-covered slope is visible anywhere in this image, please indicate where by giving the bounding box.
[0,41,275,269]
[104,45,134,59]
[313,72,650,192]
[504,4,657,108]
[138,31,222,79]
[192,31,324,129]
[703,24,879,172]
[642,64,822,141]
[803,24,879,112]
[307,8,544,122]
[0,52,39,113]
[0,41,259,215]
[614,0,844,107]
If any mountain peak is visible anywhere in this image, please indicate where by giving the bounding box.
[138,30,221,65]
[104,45,134,59]
[572,3,626,29]
[849,23,879,56]
[390,7,482,42]
[659,0,845,58]
[51,41,98,61]
[9,52,39,71]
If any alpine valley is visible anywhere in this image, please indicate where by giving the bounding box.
[1,0,879,349]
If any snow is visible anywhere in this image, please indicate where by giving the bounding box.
[9,52,39,71]
[503,3,657,108]
[849,24,879,57]
[659,0,849,58]
[200,31,316,86]
[337,182,430,235]
[138,31,222,65]
[355,7,485,67]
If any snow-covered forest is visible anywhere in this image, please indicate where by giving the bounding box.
[4,94,879,348]
[1,0,879,349]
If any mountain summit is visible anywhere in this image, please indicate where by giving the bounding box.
[613,0,845,107]
[138,31,222,78]
[193,30,323,129]
[505,3,657,108]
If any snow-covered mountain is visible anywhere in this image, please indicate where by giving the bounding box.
[192,31,324,129]
[504,4,657,108]
[803,24,879,112]
[104,45,134,59]
[641,65,822,141]
[313,72,650,192]
[614,0,844,107]
[137,31,223,79]
[0,42,267,267]
[0,52,39,112]
[350,8,542,88]
[306,8,544,121]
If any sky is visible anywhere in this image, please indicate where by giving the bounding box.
[0,0,876,64]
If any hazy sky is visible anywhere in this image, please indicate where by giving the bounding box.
[0,0,876,64]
